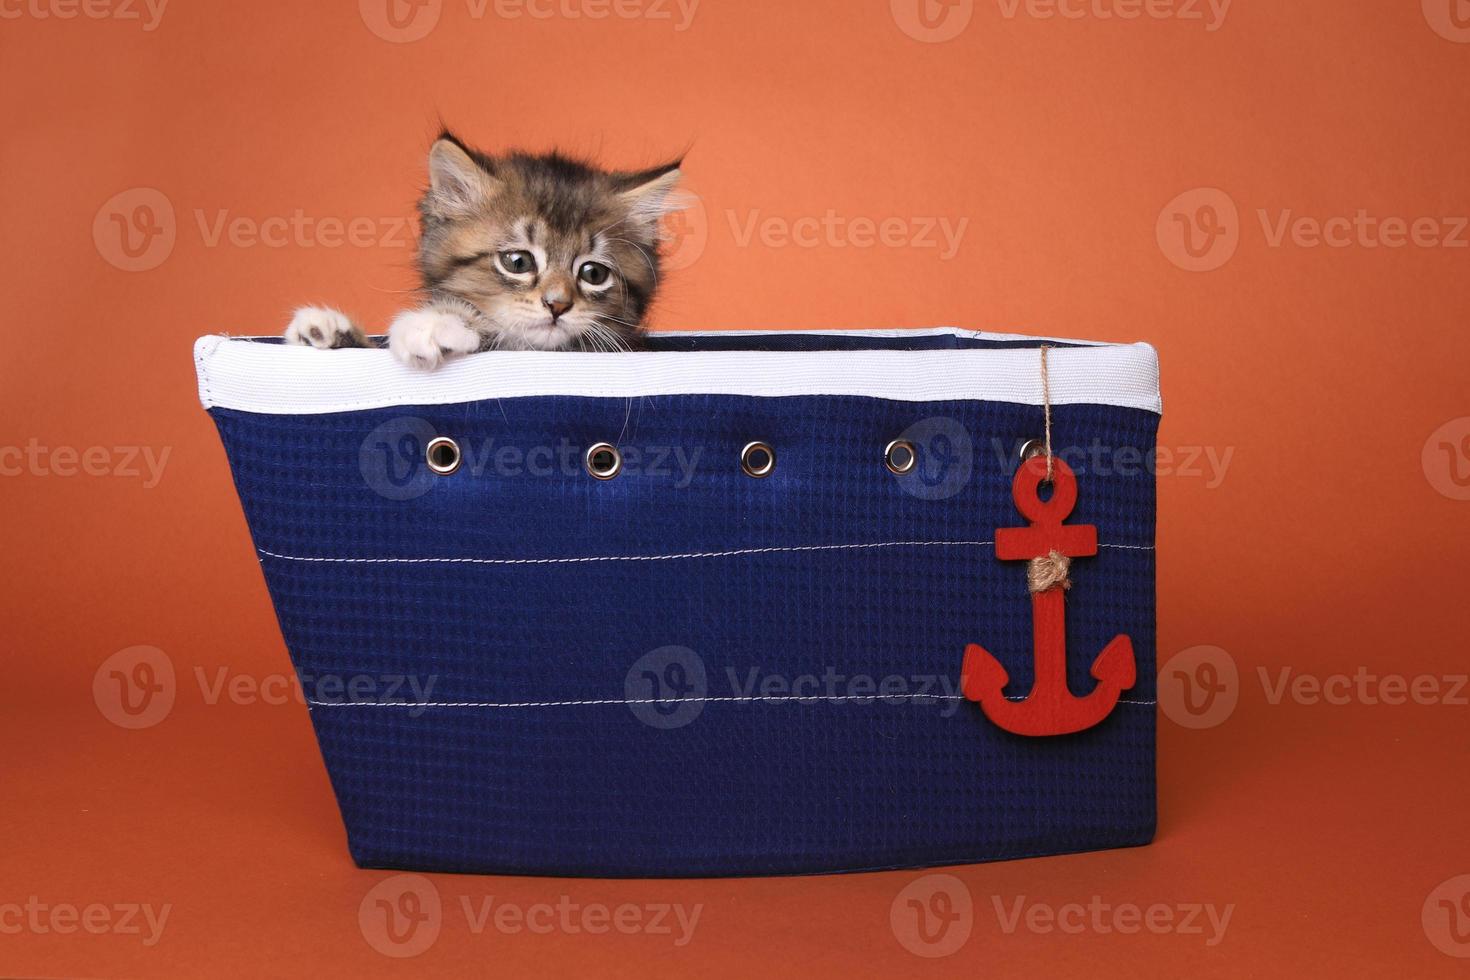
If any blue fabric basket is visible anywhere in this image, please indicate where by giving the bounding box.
[194,327,1161,877]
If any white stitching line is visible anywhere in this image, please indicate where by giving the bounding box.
[257,540,1154,565]
[306,695,1158,708]
[195,342,216,409]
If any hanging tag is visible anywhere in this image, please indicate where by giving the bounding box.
[960,454,1136,736]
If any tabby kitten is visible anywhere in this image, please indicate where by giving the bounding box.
[284,131,682,368]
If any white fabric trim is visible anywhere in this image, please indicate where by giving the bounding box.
[193,329,1161,416]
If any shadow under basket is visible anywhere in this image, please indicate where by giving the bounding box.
[194,327,1162,878]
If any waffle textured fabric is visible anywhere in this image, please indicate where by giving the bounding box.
[206,338,1159,877]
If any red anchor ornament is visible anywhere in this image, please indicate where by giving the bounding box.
[961,453,1136,736]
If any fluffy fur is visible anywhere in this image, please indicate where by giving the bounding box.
[285,131,683,368]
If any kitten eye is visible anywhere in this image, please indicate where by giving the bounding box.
[497,250,537,276]
[578,261,612,287]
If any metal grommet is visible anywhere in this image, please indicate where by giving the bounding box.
[884,439,917,475]
[740,441,776,478]
[425,436,461,476]
[585,442,622,480]
[1019,438,1047,462]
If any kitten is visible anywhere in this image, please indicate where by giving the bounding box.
[284,131,683,368]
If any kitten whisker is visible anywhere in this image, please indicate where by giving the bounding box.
[604,237,659,287]
[591,310,641,327]
[586,320,632,354]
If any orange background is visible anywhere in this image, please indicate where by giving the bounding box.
[3,0,1469,975]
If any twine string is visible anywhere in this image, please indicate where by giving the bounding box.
[1028,345,1070,593]
[1028,550,1072,593]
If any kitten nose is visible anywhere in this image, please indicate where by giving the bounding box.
[542,295,573,320]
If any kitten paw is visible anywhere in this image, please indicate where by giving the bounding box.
[284,307,368,349]
[388,308,483,370]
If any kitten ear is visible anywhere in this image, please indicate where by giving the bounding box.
[615,162,685,229]
[426,137,501,218]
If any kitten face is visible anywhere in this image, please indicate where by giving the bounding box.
[416,134,682,351]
